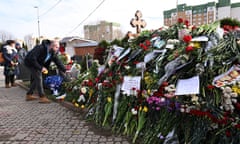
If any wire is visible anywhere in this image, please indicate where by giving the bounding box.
[67,0,106,35]
[40,0,62,17]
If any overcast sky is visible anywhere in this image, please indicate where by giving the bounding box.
[0,0,239,40]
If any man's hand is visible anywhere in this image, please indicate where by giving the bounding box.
[42,67,48,74]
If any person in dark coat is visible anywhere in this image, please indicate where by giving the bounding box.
[15,42,28,80]
[2,40,19,88]
[24,39,66,103]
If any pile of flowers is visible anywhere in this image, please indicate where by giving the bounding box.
[63,18,240,143]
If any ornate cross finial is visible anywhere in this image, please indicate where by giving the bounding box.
[130,10,147,34]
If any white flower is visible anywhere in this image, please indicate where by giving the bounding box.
[180,108,185,113]
[81,87,87,94]
[77,95,86,102]
[124,65,130,70]
[160,97,165,102]
[73,86,78,90]
[131,108,138,115]
[56,93,66,100]
[93,59,100,66]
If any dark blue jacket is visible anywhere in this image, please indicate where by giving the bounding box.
[24,40,66,72]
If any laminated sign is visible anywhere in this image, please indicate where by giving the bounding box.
[121,76,141,95]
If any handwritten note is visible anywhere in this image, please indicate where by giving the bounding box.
[121,76,141,95]
[175,76,200,95]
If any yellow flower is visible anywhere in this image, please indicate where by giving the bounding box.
[232,86,238,93]
[193,42,201,48]
[42,69,48,74]
[89,89,94,97]
[74,103,79,107]
[107,97,112,103]
[143,106,148,112]
[139,106,142,111]
[189,42,201,49]
[232,85,240,94]
[81,105,85,109]
[147,89,151,95]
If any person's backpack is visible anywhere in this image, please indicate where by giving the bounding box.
[0,43,7,64]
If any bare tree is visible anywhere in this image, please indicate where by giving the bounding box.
[0,30,15,42]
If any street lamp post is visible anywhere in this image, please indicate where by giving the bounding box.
[34,6,40,39]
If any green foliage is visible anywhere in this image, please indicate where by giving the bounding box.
[98,40,110,48]
[220,18,240,27]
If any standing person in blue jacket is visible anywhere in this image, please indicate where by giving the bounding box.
[2,40,19,88]
[24,39,66,103]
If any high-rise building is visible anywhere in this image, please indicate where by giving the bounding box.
[84,21,124,42]
[163,0,240,26]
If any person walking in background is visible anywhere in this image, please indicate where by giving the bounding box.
[24,39,66,103]
[2,40,19,88]
[15,42,28,80]
[15,42,27,64]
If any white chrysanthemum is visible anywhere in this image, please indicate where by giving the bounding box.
[81,87,87,94]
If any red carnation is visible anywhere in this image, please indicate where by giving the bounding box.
[133,61,140,65]
[184,20,189,27]
[183,35,192,43]
[185,46,193,53]
[108,72,113,77]
[95,77,100,83]
[140,43,148,51]
[207,85,215,90]
[225,130,231,137]
[162,81,168,87]
[178,18,183,23]
[235,124,240,129]
[87,80,94,87]
[192,25,197,30]
[234,103,240,110]
[145,40,151,46]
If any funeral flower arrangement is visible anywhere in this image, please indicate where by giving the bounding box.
[63,18,240,144]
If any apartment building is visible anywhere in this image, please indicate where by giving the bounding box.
[164,0,240,26]
[84,21,124,42]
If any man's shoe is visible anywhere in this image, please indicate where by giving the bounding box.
[39,97,51,103]
[5,84,10,88]
[11,83,17,87]
[26,94,38,101]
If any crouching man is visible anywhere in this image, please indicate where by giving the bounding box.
[24,40,66,103]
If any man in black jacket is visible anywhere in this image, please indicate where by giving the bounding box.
[24,39,66,103]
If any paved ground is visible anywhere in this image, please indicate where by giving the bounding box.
[0,66,130,144]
